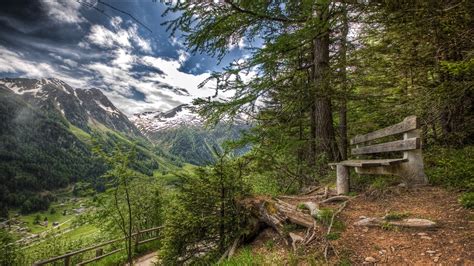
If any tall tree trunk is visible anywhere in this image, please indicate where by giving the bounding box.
[124,179,133,265]
[311,3,339,164]
[219,157,225,252]
[339,3,349,161]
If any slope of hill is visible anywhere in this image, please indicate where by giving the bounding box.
[131,104,250,165]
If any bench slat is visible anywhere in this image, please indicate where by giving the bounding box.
[350,116,418,145]
[329,158,407,167]
[351,138,420,155]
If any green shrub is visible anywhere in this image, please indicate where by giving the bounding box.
[316,208,334,226]
[425,146,474,191]
[459,192,474,209]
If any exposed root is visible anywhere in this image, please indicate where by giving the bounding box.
[240,191,353,256]
[289,232,304,251]
[324,200,349,262]
[321,195,350,204]
[301,201,320,218]
[300,186,322,195]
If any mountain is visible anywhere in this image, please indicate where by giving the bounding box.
[0,78,142,137]
[0,78,177,215]
[131,104,249,165]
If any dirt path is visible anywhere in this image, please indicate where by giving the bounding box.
[133,251,158,266]
[334,186,473,264]
[244,186,473,265]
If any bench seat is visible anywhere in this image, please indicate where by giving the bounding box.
[329,158,407,167]
[329,116,427,195]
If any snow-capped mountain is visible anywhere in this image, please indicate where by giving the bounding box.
[0,78,141,137]
[131,104,204,133]
[131,104,250,165]
[131,104,248,134]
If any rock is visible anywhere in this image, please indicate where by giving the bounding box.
[398,182,407,187]
[433,257,439,262]
[365,256,377,263]
[426,250,436,255]
[417,232,428,236]
[421,253,425,256]
[362,227,369,232]
[449,240,454,244]
[421,236,432,240]
[354,217,437,228]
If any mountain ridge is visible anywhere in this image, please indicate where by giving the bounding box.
[131,104,250,165]
[0,77,142,138]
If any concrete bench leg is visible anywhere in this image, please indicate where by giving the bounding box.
[336,165,350,195]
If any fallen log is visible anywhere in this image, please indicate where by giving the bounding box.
[240,197,315,246]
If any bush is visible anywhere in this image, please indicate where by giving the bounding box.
[425,146,474,191]
[459,192,474,209]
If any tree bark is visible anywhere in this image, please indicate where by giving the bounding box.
[339,3,349,161]
[310,2,340,165]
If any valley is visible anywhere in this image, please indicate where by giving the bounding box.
[0,78,245,264]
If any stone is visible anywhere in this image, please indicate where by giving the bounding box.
[433,257,439,262]
[363,227,369,232]
[398,182,407,187]
[421,236,432,240]
[449,240,454,244]
[417,232,428,236]
[426,250,436,255]
[365,256,377,263]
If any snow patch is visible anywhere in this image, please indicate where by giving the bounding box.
[95,100,120,115]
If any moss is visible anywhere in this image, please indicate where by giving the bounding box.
[384,211,410,220]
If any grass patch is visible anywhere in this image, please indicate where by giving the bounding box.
[459,192,474,209]
[384,211,410,221]
[217,247,264,266]
[316,208,334,226]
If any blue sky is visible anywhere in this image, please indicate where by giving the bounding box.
[0,0,249,115]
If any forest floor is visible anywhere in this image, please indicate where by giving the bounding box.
[246,186,474,265]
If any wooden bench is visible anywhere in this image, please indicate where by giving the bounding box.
[330,116,427,195]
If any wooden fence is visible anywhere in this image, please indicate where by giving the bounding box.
[32,226,162,266]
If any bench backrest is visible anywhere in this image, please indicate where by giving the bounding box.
[350,116,420,155]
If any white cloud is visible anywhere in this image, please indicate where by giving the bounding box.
[86,18,151,53]
[40,0,84,24]
[0,46,87,88]
[177,49,189,64]
[111,48,135,71]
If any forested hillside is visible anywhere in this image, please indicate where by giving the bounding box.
[0,80,177,215]
[132,104,250,165]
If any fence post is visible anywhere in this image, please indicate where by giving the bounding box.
[96,248,103,257]
[64,256,70,266]
[134,230,140,252]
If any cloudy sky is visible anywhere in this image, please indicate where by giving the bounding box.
[0,0,249,115]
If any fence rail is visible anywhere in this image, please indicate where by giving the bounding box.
[33,226,162,266]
